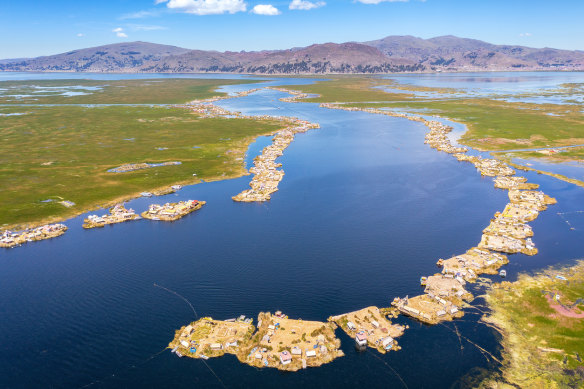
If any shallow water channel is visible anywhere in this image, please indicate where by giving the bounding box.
[1,76,583,388]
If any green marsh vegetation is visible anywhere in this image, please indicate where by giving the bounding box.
[481,261,584,388]
[287,77,584,180]
[0,79,281,228]
[0,78,260,105]
[289,77,584,149]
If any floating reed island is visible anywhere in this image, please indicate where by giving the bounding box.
[267,87,313,102]
[170,311,343,371]
[169,316,255,360]
[83,204,141,229]
[0,223,67,248]
[141,200,205,221]
[232,120,320,202]
[328,306,405,353]
[494,176,540,190]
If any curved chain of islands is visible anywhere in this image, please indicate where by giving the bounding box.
[315,104,560,325]
[141,200,205,221]
[169,311,344,371]
[233,120,320,202]
[0,223,67,249]
[328,306,405,353]
[82,204,141,229]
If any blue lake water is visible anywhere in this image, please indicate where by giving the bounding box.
[382,71,584,105]
[513,157,584,182]
[1,73,583,388]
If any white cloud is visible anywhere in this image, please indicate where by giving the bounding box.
[519,32,532,37]
[120,10,161,19]
[76,33,84,37]
[356,0,409,3]
[113,27,128,38]
[129,24,167,31]
[289,0,325,10]
[159,0,247,15]
[251,4,280,15]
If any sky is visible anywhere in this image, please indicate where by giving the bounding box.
[1,0,583,58]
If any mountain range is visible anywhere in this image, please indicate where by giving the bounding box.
[2,35,583,74]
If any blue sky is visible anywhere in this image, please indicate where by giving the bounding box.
[1,0,583,58]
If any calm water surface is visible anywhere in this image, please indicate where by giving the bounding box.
[384,71,584,104]
[1,73,583,388]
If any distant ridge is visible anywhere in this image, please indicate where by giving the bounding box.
[2,36,583,74]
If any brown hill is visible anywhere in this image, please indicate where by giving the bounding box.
[1,36,583,74]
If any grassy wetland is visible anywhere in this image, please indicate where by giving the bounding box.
[285,77,584,183]
[0,79,282,229]
[481,261,584,388]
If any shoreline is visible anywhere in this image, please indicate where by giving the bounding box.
[0,88,295,233]
[481,260,584,387]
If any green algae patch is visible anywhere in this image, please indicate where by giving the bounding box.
[481,261,584,388]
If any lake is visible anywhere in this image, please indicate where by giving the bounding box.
[0,72,583,388]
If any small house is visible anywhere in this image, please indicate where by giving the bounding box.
[355,331,368,347]
[291,346,302,356]
[305,350,316,358]
[280,351,292,365]
[347,321,356,331]
[382,337,394,350]
[371,320,379,329]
